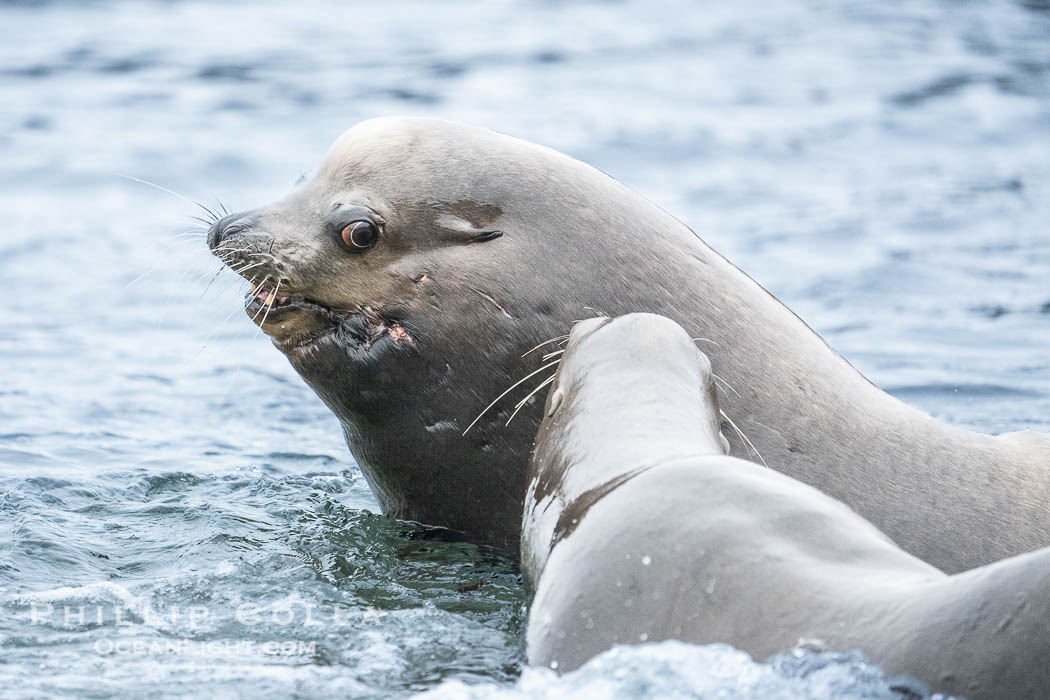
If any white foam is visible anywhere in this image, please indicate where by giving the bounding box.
[9,581,141,609]
[415,641,951,699]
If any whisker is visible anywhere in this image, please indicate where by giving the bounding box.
[151,254,210,328]
[712,372,741,399]
[210,247,252,260]
[463,359,562,436]
[159,238,208,254]
[522,335,570,358]
[187,302,246,366]
[218,362,244,407]
[719,410,766,467]
[218,276,276,406]
[197,263,231,305]
[126,269,156,289]
[116,173,221,223]
[232,260,267,276]
[255,278,282,330]
[126,264,170,289]
[249,276,273,322]
[505,372,558,427]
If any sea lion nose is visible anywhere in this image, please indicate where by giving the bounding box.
[207,212,247,250]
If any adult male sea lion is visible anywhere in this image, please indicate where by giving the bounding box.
[207,116,1049,572]
[523,313,1050,700]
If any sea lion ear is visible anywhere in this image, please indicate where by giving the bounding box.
[468,229,503,243]
[435,213,504,244]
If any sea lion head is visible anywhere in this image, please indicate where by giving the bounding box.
[205,117,696,551]
[206,117,520,358]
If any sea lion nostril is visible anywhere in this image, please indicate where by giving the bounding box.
[207,212,248,249]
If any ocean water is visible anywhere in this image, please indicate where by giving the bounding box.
[1,0,1047,697]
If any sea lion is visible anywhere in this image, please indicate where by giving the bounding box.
[207,116,1049,571]
[522,313,1050,699]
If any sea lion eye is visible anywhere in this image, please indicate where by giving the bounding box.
[341,220,379,251]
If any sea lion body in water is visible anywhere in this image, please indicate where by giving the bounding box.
[208,116,1049,571]
[523,313,1050,699]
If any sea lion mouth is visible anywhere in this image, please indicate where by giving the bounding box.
[244,282,413,354]
[244,284,330,322]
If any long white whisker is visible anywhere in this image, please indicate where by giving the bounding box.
[196,303,248,354]
[719,410,766,467]
[197,264,231,305]
[712,373,741,399]
[232,260,267,276]
[249,276,272,322]
[116,173,220,222]
[463,359,562,436]
[256,278,282,330]
[505,372,557,427]
[522,335,570,358]
[159,238,207,254]
[126,267,160,289]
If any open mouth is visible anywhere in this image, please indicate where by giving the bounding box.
[243,283,414,352]
[244,284,329,322]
